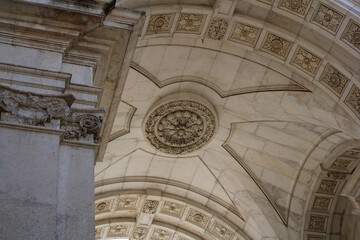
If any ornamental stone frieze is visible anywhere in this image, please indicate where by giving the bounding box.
[0,84,104,144]
[143,93,217,155]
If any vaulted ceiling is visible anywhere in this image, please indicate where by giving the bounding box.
[94,1,360,240]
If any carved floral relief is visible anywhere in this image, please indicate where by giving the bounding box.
[117,196,139,210]
[207,17,228,40]
[185,208,210,229]
[160,201,185,218]
[260,32,293,60]
[142,200,160,214]
[144,99,217,155]
[291,47,322,76]
[308,215,327,232]
[278,0,312,16]
[229,22,262,47]
[133,227,149,240]
[312,4,344,34]
[312,196,332,212]
[95,199,113,213]
[317,180,337,194]
[176,14,205,33]
[319,64,349,96]
[210,222,234,240]
[341,20,360,51]
[108,224,130,238]
[151,228,173,240]
[345,85,360,117]
[147,14,174,34]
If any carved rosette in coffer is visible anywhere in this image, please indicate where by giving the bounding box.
[143,93,218,155]
[0,84,104,143]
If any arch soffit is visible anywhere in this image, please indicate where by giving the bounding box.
[125,0,360,124]
[94,190,252,240]
[302,140,360,240]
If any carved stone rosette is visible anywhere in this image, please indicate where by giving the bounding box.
[143,93,217,155]
[0,84,104,144]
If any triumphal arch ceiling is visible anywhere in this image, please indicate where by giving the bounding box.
[90,0,360,239]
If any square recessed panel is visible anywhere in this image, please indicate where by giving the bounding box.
[278,0,312,17]
[260,32,293,60]
[308,215,328,232]
[311,3,344,34]
[185,208,210,229]
[159,200,185,218]
[330,158,356,172]
[176,13,206,34]
[341,149,360,159]
[317,180,338,195]
[341,19,360,52]
[228,21,262,47]
[291,46,322,76]
[318,64,349,97]
[146,14,175,34]
[312,196,332,212]
[345,85,360,119]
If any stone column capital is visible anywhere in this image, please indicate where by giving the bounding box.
[0,84,105,144]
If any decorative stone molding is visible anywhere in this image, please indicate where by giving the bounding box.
[185,208,210,229]
[228,22,262,47]
[312,3,344,34]
[260,32,293,60]
[143,93,217,155]
[207,17,228,40]
[151,228,173,240]
[341,19,360,51]
[133,227,149,240]
[176,14,205,34]
[210,222,234,240]
[278,0,312,16]
[345,85,360,117]
[142,200,160,214]
[160,201,185,218]
[108,224,130,238]
[319,64,349,97]
[95,199,113,213]
[291,47,322,76]
[147,14,174,34]
[0,85,104,143]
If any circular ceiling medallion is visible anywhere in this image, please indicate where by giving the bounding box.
[143,93,217,155]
